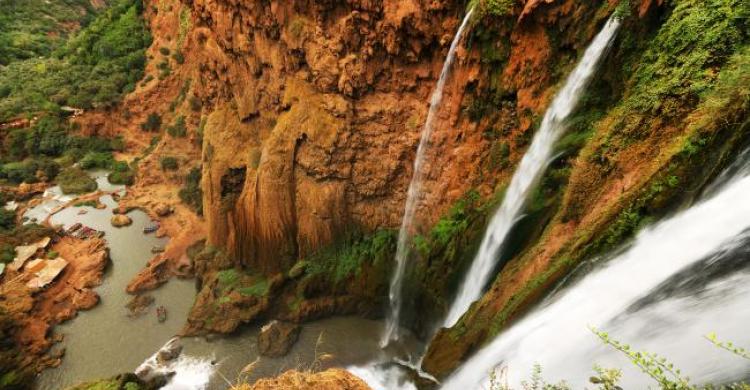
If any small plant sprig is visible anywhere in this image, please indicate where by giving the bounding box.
[589,365,623,390]
[591,327,694,390]
[705,332,750,360]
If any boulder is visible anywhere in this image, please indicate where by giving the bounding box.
[111,215,133,227]
[154,203,173,217]
[257,320,301,358]
[156,343,182,364]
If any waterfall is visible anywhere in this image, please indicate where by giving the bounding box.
[441,165,750,389]
[442,16,622,327]
[381,7,475,348]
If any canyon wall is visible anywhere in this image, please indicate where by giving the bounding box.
[147,0,748,375]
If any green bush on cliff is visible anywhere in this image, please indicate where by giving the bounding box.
[140,113,162,132]
[304,229,397,284]
[160,156,178,171]
[617,0,748,126]
[179,167,203,215]
[470,0,515,17]
[166,115,187,137]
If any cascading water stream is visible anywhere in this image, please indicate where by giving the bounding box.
[381,7,474,348]
[441,166,750,389]
[442,16,621,327]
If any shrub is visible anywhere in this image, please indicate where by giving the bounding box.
[159,156,178,171]
[107,161,135,185]
[470,0,515,17]
[172,50,184,64]
[179,167,203,215]
[0,209,15,231]
[159,46,170,56]
[57,167,97,194]
[166,116,187,137]
[188,95,201,111]
[141,113,162,132]
[0,158,60,183]
[0,245,15,263]
[79,151,114,170]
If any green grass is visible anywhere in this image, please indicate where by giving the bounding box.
[304,229,396,284]
[238,280,269,297]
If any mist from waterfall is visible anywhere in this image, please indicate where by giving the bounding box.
[381,7,474,347]
[441,162,750,389]
[442,16,622,327]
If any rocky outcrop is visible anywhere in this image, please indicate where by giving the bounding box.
[257,320,301,357]
[236,368,371,390]
[0,236,109,376]
[110,214,133,227]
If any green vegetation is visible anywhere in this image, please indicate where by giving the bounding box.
[0,0,102,66]
[470,0,515,18]
[0,208,15,231]
[592,330,750,390]
[57,167,97,194]
[80,151,115,170]
[411,189,503,318]
[237,280,270,298]
[67,374,145,390]
[606,0,748,145]
[179,167,203,215]
[489,331,750,390]
[304,229,396,285]
[0,0,152,122]
[159,156,178,171]
[166,115,187,137]
[141,112,162,132]
[214,268,270,303]
[107,161,136,185]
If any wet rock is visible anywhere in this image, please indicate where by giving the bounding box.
[126,294,155,318]
[257,320,301,358]
[156,306,167,323]
[154,203,173,217]
[111,215,133,227]
[72,290,99,310]
[156,343,182,364]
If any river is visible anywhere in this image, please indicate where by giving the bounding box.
[28,172,395,389]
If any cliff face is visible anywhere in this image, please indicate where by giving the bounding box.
[145,0,749,377]
[191,0,481,275]
[178,0,623,332]
[188,0,622,272]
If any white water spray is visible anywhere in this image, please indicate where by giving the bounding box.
[381,8,475,347]
[136,338,215,390]
[443,16,621,327]
[442,169,750,389]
